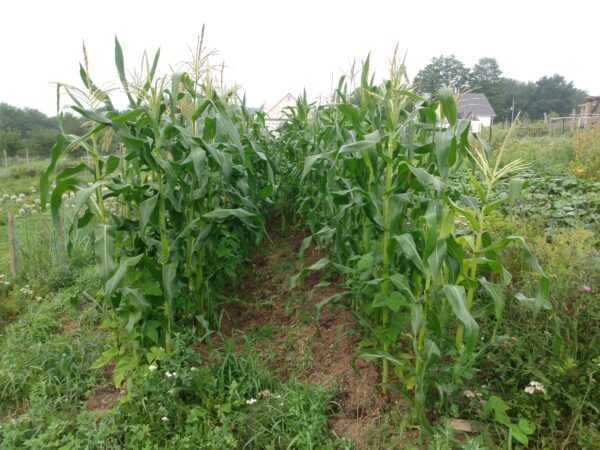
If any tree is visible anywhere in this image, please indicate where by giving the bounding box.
[27,128,58,157]
[0,129,24,157]
[470,57,502,85]
[414,55,471,93]
[469,57,504,120]
[531,74,585,118]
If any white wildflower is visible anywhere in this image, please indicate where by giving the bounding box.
[246,398,257,405]
[148,364,158,372]
[161,416,169,422]
[524,380,546,395]
[463,390,476,398]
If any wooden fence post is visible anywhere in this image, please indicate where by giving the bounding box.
[7,211,17,278]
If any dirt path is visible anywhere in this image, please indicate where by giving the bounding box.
[222,223,409,447]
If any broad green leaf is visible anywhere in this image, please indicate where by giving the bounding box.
[438,88,457,126]
[340,140,375,155]
[372,291,408,312]
[114,36,136,108]
[162,261,178,302]
[113,356,138,387]
[409,166,445,195]
[72,106,112,125]
[388,273,415,302]
[353,349,405,367]
[203,208,256,221]
[482,195,508,214]
[426,239,447,286]
[444,285,479,354]
[139,194,158,230]
[308,258,330,271]
[105,254,143,298]
[40,134,66,209]
[95,223,115,282]
[394,234,426,274]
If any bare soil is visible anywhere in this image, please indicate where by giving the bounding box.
[86,385,121,412]
[224,222,410,447]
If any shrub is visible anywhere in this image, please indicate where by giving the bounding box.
[570,128,600,179]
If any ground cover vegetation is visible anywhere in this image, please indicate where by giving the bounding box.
[0,36,599,449]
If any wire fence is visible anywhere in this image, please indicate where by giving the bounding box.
[0,152,47,169]
[494,115,600,138]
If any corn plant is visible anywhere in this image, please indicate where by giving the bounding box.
[40,35,275,385]
[287,53,550,431]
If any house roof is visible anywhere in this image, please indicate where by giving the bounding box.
[456,93,496,119]
[265,93,296,120]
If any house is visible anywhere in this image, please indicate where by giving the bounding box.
[456,93,496,133]
[578,96,600,127]
[265,93,296,130]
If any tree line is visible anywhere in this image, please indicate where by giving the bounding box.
[0,103,86,158]
[413,55,587,122]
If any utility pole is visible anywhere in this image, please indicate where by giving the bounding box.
[510,98,515,124]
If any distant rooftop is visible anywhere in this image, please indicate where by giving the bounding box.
[457,93,496,118]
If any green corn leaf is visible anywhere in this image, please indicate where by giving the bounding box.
[203,208,257,221]
[73,181,103,220]
[438,88,457,126]
[394,234,426,274]
[105,254,143,298]
[508,178,526,205]
[162,261,178,302]
[339,140,375,155]
[409,166,444,195]
[388,273,415,301]
[353,349,405,367]
[114,36,136,108]
[56,163,88,181]
[482,195,508,214]
[302,151,334,180]
[444,285,479,354]
[448,198,480,231]
[40,134,66,209]
[434,129,457,178]
[95,223,115,282]
[71,106,112,125]
[139,194,158,231]
[104,155,121,177]
[427,239,447,286]
[478,275,509,319]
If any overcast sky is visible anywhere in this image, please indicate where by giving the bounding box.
[1,0,598,116]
